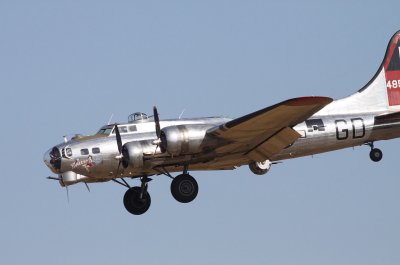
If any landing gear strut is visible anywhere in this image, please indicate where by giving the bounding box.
[366,142,383,162]
[122,177,152,215]
[115,165,200,215]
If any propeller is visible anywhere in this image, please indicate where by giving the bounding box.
[152,106,163,154]
[114,124,123,155]
[61,178,70,202]
[153,106,161,139]
[47,176,70,202]
[113,124,125,177]
[84,182,90,192]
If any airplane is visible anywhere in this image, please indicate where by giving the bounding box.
[44,31,400,215]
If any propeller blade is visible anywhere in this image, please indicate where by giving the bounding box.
[65,186,69,203]
[115,160,122,179]
[59,176,70,203]
[47,176,61,181]
[153,106,161,138]
[65,186,70,203]
[114,124,123,154]
[84,182,90,192]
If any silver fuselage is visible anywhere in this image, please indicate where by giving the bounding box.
[43,106,400,185]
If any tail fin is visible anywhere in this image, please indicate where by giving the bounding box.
[319,31,400,115]
[383,31,400,106]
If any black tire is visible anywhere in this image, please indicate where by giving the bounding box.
[249,161,271,175]
[170,174,198,203]
[369,148,383,162]
[123,186,151,215]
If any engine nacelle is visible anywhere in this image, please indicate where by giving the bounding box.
[59,171,89,187]
[160,124,214,156]
[249,160,272,175]
[122,140,155,169]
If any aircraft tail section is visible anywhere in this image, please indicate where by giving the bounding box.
[384,31,400,106]
[317,31,400,115]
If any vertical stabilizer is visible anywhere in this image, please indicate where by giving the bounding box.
[317,31,400,115]
[384,32,400,107]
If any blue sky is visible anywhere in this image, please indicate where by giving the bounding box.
[1,1,400,264]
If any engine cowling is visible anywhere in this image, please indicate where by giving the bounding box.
[122,140,155,168]
[59,171,89,186]
[249,160,272,175]
[160,124,214,156]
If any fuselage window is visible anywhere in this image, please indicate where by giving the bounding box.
[92,147,100,154]
[119,126,128,133]
[81,149,89,155]
[66,148,72,156]
[129,125,137,132]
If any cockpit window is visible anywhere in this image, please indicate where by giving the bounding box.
[111,126,129,134]
[97,127,113,135]
[129,125,137,132]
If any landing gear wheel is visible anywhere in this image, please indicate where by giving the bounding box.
[249,160,271,175]
[369,148,383,162]
[123,186,151,215]
[171,174,198,203]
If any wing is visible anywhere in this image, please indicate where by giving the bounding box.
[207,96,333,162]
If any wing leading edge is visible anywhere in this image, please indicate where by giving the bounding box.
[207,96,333,162]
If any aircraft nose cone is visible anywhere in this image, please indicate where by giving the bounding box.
[44,147,62,173]
[43,149,52,169]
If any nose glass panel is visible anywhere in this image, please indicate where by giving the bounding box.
[43,149,52,168]
[43,147,61,171]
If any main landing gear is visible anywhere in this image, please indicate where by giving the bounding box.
[170,173,198,203]
[122,177,152,215]
[115,168,199,215]
[167,165,199,203]
[366,142,383,162]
